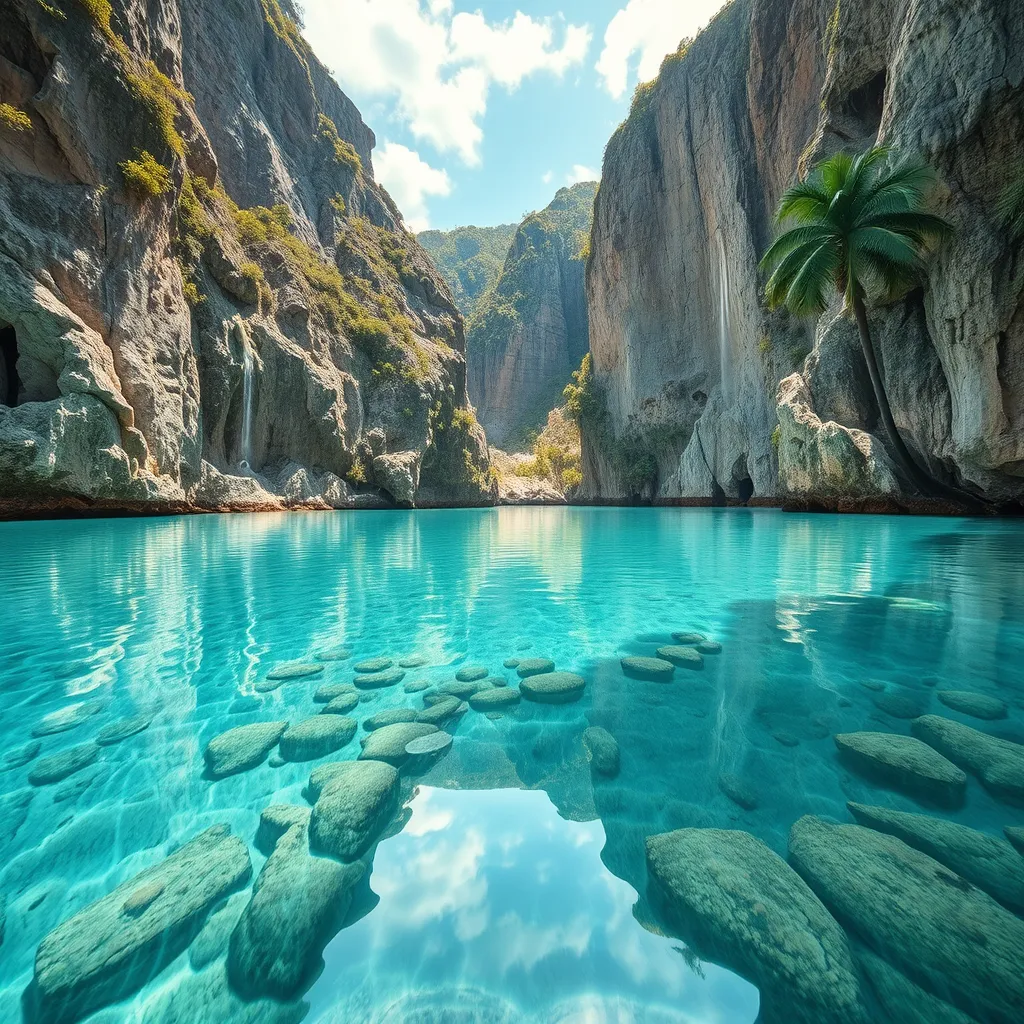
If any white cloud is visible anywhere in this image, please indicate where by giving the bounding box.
[302,1,591,166]
[566,164,599,185]
[596,0,726,99]
[541,170,553,185]
[373,141,451,231]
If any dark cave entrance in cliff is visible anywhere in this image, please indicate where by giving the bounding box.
[0,324,21,407]
[731,454,754,504]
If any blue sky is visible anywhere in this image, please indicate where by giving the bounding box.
[300,1,727,230]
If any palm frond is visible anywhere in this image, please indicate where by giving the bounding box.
[855,210,952,247]
[764,236,839,309]
[758,224,834,270]
[775,180,832,224]
[785,239,841,315]
[860,159,940,218]
[820,151,854,196]
[997,170,1024,240]
[844,146,890,206]
[850,227,921,268]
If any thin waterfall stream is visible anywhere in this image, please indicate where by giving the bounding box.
[716,231,731,403]
[240,336,254,473]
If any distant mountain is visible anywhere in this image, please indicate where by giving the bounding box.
[417,224,518,320]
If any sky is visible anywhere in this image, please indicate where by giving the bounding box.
[299,0,728,231]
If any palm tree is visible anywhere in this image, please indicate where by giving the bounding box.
[998,167,1024,240]
[760,146,966,501]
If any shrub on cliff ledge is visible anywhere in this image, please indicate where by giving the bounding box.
[120,151,171,197]
[0,103,32,132]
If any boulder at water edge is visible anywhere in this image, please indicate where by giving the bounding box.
[309,760,400,861]
[582,727,619,777]
[359,723,439,767]
[520,672,586,704]
[847,802,1024,914]
[645,828,870,1024]
[204,722,288,779]
[279,717,356,762]
[27,825,251,1024]
[788,815,1024,1024]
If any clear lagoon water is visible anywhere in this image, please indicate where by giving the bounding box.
[1,507,1022,1022]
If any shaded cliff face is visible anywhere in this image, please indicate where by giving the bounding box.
[0,0,494,513]
[416,223,517,321]
[467,182,596,448]
[583,0,1024,505]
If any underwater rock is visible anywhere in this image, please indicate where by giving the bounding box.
[912,714,1024,805]
[936,690,1008,721]
[204,722,288,779]
[717,773,758,811]
[279,717,356,762]
[253,679,284,694]
[363,708,420,730]
[582,726,620,777]
[833,731,966,807]
[268,754,285,768]
[309,760,400,861]
[469,688,521,711]
[398,655,428,668]
[848,802,1024,914]
[96,715,152,746]
[353,657,393,673]
[359,722,439,767]
[417,696,468,725]
[1006,826,1024,854]
[228,697,262,715]
[520,672,586,704]
[188,892,249,972]
[871,689,930,719]
[856,948,978,1024]
[305,763,349,802]
[3,740,41,770]
[31,701,104,738]
[313,682,357,704]
[621,656,674,681]
[788,815,1024,1024]
[516,658,556,678]
[321,691,359,715]
[256,805,311,855]
[455,665,489,683]
[28,824,251,1024]
[403,679,430,693]
[313,646,351,662]
[655,646,704,670]
[860,680,886,692]
[0,788,33,852]
[671,632,706,645]
[503,658,520,668]
[353,668,406,690]
[771,731,800,748]
[227,822,363,1001]
[434,678,493,699]
[406,732,453,757]
[53,764,108,804]
[28,743,101,787]
[265,663,324,681]
[646,827,869,1024]
[696,640,722,654]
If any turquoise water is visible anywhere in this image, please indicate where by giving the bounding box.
[1,508,1022,1023]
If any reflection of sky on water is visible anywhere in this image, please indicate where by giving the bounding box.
[307,787,760,1023]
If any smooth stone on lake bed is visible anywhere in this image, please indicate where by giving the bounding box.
[655,646,704,670]
[32,700,104,737]
[354,657,392,673]
[646,827,869,1024]
[435,678,492,699]
[788,814,1024,1024]
[279,716,356,762]
[582,726,619,777]
[363,708,420,730]
[228,696,261,715]
[404,679,430,693]
[520,672,586,705]
[696,640,722,654]
[256,804,311,854]
[455,665,489,682]
[912,714,1024,805]
[313,645,350,661]
[398,654,428,668]
[871,689,930,719]
[204,721,288,779]
[309,760,400,861]
[503,658,520,669]
[321,691,359,715]
[3,739,41,770]
[406,731,453,757]
[96,715,151,746]
[359,722,439,766]
[313,682,357,703]
[936,690,1008,721]
[718,773,758,811]
[516,658,555,678]
[469,687,521,710]
[1006,826,1024,854]
[417,696,467,724]
[28,743,101,786]
[834,731,966,808]
[353,668,405,690]
[671,632,705,645]
[265,662,324,681]
[28,824,251,1024]
[621,656,674,681]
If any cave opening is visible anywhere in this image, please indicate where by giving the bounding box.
[844,69,887,138]
[731,453,754,504]
[0,324,21,407]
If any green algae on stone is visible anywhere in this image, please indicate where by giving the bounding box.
[353,667,405,690]
[96,715,152,746]
[359,722,439,766]
[417,696,467,725]
[2,740,41,770]
[847,802,1024,914]
[912,714,1024,805]
[655,646,704,670]
[204,721,288,779]
[309,760,400,861]
[320,691,359,715]
[256,804,311,854]
[28,824,251,1024]
[833,731,966,808]
[353,657,393,673]
[363,707,420,730]
[28,743,101,786]
[520,671,586,705]
[516,658,556,678]
[621,656,674,681]
[279,716,356,762]
[788,815,1024,1024]
[936,690,1008,721]
[582,726,619,777]
[265,662,324,681]
[32,700,105,738]
[455,665,489,683]
[469,687,521,711]
[646,827,870,1024]
[313,682,357,704]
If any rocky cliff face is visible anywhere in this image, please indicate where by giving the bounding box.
[582,0,1024,506]
[0,0,494,513]
[466,182,596,448]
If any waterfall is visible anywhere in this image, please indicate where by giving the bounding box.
[716,231,731,403]
[239,327,254,474]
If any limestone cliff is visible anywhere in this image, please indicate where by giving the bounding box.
[582,0,1024,507]
[0,0,494,513]
[466,182,596,448]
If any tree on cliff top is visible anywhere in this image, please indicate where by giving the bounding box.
[760,146,976,504]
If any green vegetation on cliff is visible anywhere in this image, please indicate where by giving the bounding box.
[416,223,517,318]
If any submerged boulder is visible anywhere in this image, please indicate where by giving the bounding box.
[788,815,1024,1024]
[582,726,620,777]
[655,646,704,670]
[96,715,152,746]
[363,707,420,730]
[265,663,323,681]
[717,773,758,811]
[1006,825,1024,854]
[28,743,101,787]
[279,717,356,762]
[856,947,978,1024]
[256,804,311,855]
[671,632,706,645]
[353,657,392,673]
[32,700,104,738]
[455,665,489,683]
[204,722,288,779]
[359,722,439,766]
[520,672,586,704]
[621,656,674,681]
[516,658,556,678]
[912,714,1024,805]
[645,828,869,1024]
[28,825,251,1024]
[468,688,521,711]
[435,678,492,699]
[321,691,359,715]
[309,760,400,861]
[935,690,1008,721]
[2,740,41,770]
[833,731,966,807]
[313,682,357,704]
[417,696,468,725]
[353,668,405,690]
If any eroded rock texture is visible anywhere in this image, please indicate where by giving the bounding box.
[581,0,1024,505]
[0,0,494,512]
